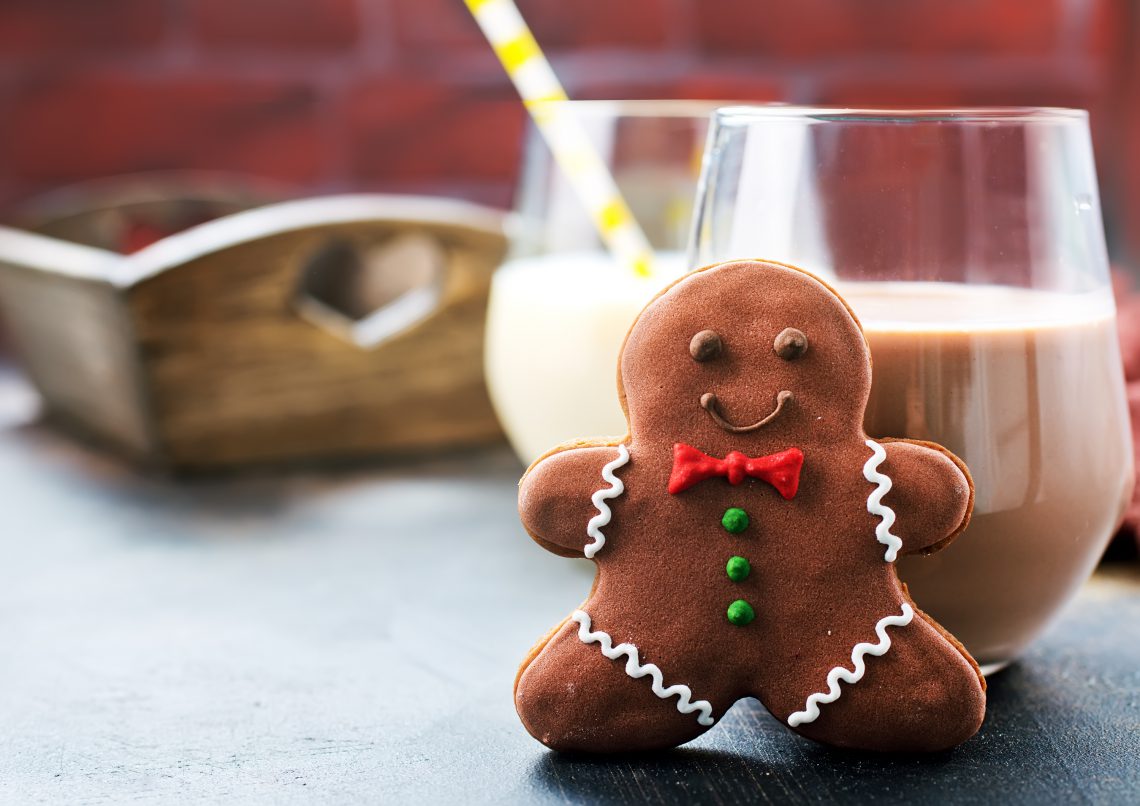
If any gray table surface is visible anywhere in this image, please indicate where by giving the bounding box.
[1,382,1139,804]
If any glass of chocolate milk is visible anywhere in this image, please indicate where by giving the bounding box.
[692,106,1133,672]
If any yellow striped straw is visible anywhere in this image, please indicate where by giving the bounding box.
[463,0,655,278]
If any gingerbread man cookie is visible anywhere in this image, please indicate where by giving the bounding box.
[515,259,985,753]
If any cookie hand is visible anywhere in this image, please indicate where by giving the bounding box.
[519,443,631,558]
[873,440,973,556]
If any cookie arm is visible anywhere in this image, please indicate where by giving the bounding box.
[519,443,631,559]
[874,440,973,556]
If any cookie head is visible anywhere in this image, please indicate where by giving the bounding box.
[620,260,871,449]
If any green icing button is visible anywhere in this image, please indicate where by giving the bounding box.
[721,507,749,534]
[726,555,751,582]
[726,599,755,626]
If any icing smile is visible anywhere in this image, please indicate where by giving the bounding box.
[700,390,793,434]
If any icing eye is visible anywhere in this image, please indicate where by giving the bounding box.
[774,328,808,360]
[690,330,723,362]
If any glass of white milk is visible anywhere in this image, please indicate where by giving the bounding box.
[485,101,721,463]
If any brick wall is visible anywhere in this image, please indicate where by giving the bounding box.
[1,0,1137,260]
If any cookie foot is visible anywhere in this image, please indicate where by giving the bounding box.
[515,619,718,753]
[784,612,985,752]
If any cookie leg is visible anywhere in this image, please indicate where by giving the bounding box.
[515,617,720,753]
[783,611,985,752]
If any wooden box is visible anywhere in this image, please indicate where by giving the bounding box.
[0,195,508,470]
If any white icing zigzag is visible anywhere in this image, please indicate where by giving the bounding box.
[787,603,915,727]
[584,444,630,559]
[863,439,903,563]
[570,610,716,727]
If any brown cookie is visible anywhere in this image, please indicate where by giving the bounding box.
[514,259,985,754]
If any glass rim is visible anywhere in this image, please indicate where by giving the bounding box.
[715,105,1088,124]
[525,99,738,118]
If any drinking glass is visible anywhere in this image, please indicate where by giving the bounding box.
[691,106,1133,671]
[486,100,722,464]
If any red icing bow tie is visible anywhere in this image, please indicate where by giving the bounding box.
[668,443,804,498]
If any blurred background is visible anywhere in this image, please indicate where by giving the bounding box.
[2,7,1140,798]
[1,0,1138,263]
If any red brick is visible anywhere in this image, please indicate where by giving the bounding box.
[1,74,326,185]
[0,183,24,221]
[390,0,489,49]
[189,0,360,52]
[814,79,1093,110]
[1116,31,1140,263]
[668,74,784,104]
[697,0,1064,57]
[0,0,166,56]
[516,0,671,49]
[342,71,780,188]
[344,79,525,184]
[392,0,670,52]
[1085,0,1131,58]
[453,57,783,106]
[367,179,516,210]
[502,76,781,132]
